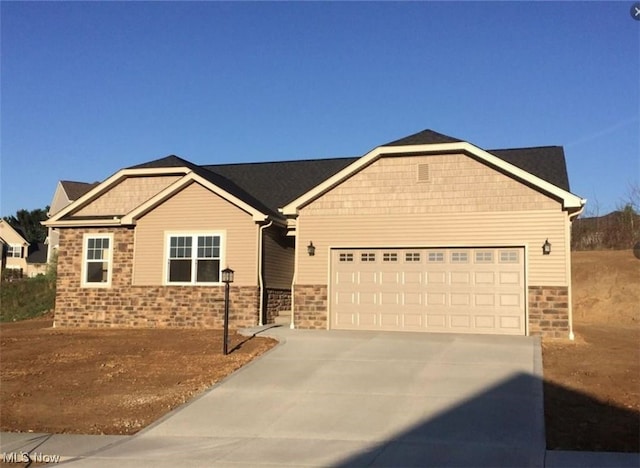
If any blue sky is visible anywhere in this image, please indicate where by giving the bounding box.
[1,1,638,218]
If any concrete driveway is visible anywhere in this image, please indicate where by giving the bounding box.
[63,327,545,467]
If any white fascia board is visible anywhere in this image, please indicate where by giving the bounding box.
[46,167,191,225]
[41,219,123,228]
[122,172,269,224]
[281,141,586,215]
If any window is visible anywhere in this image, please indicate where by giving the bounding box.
[451,252,469,263]
[361,252,376,262]
[7,245,23,258]
[499,250,519,263]
[83,234,113,287]
[339,253,354,262]
[383,252,398,262]
[427,251,444,263]
[405,252,421,262]
[167,234,221,284]
[475,251,493,263]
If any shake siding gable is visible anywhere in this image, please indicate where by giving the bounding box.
[296,153,568,286]
[74,175,181,216]
[133,182,258,286]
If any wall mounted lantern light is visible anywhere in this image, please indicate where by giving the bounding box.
[542,239,551,255]
[307,241,316,256]
[221,267,234,355]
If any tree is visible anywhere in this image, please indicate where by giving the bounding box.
[3,207,49,244]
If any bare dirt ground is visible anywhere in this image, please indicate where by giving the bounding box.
[0,321,276,435]
[0,250,638,454]
[542,250,639,452]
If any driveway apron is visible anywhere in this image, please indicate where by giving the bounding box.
[63,328,545,467]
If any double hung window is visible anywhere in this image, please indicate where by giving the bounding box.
[83,234,113,287]
[167,234,222,284]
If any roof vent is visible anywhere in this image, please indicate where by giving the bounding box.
[417,163,430,183]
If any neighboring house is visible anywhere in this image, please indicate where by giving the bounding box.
[26,242,49,277]
[0,220,30,278]
[46,180,100,262]
[43,129,586,338]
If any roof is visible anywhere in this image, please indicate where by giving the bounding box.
[204,157,358,210]
[49,129,582,226]
[383,129,463,146]
[27,243,47,264]
[488,146,570,192]
[61,180,100,200]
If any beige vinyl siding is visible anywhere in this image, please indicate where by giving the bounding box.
[263,226,294,289]
[133,182,258,286]
[297,210,568,286]
[296,153,569,287]
[49,182,73,216]
[74,175,181,216]
[303,153,559,215]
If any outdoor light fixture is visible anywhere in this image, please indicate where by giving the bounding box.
[221,267,234,355]
[542,239,551,255]
[307,241,316,256]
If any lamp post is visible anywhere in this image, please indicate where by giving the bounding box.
[221,267,234,355]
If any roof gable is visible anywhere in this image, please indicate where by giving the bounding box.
[383,129,463,146]
[60,180,100,200]
[488,146,569,192]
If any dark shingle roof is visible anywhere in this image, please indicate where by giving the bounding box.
[204,157,358,211]
[27,242,47,264]
[488,146,569,191]
[124,131,572,219]
[383,129,463,146]
[129,155,285,218]
[61,181,100,200]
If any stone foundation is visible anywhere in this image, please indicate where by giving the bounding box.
[54,227,259,328]
[264,288,291,324]
[528,286,570,338]
[293,284,327,329]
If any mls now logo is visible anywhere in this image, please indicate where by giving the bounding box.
[1,451,61,463]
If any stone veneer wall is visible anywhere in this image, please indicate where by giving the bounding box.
[264,288,291,324]
[293,284,327,329]
[528,286,570,338]
[55,227,259,328]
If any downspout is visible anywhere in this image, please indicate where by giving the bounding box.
[290,230,298,330]
[257,220,273,327]
[567,202,586,341]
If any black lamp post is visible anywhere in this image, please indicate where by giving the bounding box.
[221,267,234,355]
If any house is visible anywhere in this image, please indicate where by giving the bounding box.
[43,129,586,338]
[46,180,100,263]
[0,220,30,278]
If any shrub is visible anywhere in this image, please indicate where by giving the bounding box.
[0,274,55,322]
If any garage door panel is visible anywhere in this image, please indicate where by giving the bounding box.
[331,248,525,335]
[475,315,496,329]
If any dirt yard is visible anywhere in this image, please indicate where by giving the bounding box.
[0,321,276,435]
[542,250,639,452]
[0,250,638,453]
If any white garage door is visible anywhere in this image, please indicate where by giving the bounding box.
[330,247,525,335]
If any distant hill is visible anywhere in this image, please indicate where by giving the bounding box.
[572,210,640,250]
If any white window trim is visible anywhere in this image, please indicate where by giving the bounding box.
[163,231,225,286]
[7,244,23,258]
[81,233,114,288]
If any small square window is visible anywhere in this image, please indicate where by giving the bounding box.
[500,250,519,263]
[361,253,376,262]
[405,252,421,262]
[451,252,468,263]
[475,251,493,263]
[383,253,398,262]
[428,252,444,263]
[339,253,354,262]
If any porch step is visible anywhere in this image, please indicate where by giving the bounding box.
[273,315,291,326]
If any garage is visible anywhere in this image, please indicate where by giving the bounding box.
[330,247,526,335]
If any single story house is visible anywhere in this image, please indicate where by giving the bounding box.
[44,129,586,338]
